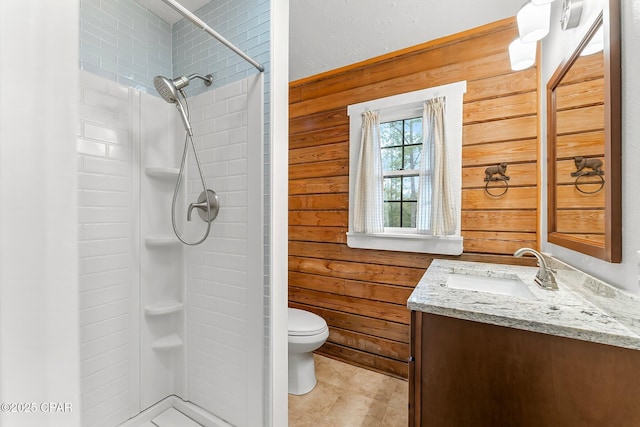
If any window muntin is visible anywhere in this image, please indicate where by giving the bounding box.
[381,117,422,228]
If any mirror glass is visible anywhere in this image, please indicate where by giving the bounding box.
[547,4,621,262]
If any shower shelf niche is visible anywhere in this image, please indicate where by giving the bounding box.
[144,236,180,248]
[145,167,179,180]
[145,300,184,316]
[151,333,183,351]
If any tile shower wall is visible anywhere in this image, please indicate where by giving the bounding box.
[171,3,272,422]
[184,76,264,427]
[77,71,139,427]
[79,0,172,93]
[172,0,270,93]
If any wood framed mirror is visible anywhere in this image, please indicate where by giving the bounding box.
[547,1,621,262]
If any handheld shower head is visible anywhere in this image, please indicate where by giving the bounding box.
[153,75,179,103]
[153,74,214,136]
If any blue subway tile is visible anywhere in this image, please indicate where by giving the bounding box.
[80,0,269,96]
[99,0,119,21]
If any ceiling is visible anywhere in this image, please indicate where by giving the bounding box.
[136,0,522,82]
[289,0,521,81]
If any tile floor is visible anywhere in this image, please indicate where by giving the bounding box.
[288,354,408,426]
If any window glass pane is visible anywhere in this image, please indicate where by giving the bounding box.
[384,177,401,201]
[380,121,403,147]
[402,176,419,201]
[404,118,423,145]
[402,201,417,228]
[381,146,403,171]
[403,145,421,170]
[384,202,401,227]
[381,117,426,229]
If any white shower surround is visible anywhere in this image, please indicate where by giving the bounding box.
[183,74,264,426]
[77,70,263,426]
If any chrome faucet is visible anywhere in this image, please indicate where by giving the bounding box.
[513,248,558,290]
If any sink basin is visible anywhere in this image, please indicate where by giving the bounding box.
[446,272,536,299]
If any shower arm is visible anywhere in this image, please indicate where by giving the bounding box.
[159,0,264,72]
[174,73,213,90]
[187,73,213,85]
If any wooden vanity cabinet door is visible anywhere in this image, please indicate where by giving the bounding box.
[409,311,640,427]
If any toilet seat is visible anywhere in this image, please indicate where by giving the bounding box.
[288,308,327,336]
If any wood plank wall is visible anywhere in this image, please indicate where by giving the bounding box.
[288,18,539,379]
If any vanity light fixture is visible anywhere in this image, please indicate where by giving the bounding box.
[560,0,583,31]
[517,2,552,43]
[509,0,560,71]
[509,37,537,71]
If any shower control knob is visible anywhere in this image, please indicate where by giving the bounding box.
[187,189,219,223]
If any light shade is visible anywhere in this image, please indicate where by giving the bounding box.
[509,38,537,71]
[517,2,551,43]
[531,0,555,5]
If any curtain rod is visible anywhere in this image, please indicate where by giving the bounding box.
[160,0,265,72]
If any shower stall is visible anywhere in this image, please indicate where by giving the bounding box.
[75,6,265,427]
[0,0,289,426]
[80,43,262,427]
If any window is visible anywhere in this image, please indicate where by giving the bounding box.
[381,117,422,228]
[346,81,466,255]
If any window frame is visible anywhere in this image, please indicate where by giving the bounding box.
[346,81,467,255]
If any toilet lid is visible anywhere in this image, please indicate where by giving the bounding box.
[288,308,328,336]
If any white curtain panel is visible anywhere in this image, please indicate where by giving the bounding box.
[416,102,434,233]
[353,111,384,233]
[418,97,457,236]
[0,2,81,426]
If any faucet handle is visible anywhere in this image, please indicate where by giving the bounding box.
[187,201,209,221]
[537,267,559,290]
[187,189,219,223]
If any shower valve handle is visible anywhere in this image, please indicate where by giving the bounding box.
[186,189,220,223]
[187,201,208,221]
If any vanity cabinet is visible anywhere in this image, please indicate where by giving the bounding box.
[409,312,640,427]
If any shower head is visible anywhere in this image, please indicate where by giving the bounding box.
[153,74,213,136]
[153,74,213,103]
[153,75,180,103]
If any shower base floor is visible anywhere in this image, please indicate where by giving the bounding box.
[119,395,232,427]
[142,407,201,426]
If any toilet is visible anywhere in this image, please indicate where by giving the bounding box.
[288,308,329,395]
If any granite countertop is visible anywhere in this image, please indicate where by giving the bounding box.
[407,259,640,350]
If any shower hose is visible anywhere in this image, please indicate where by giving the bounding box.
[171,89,212,246]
